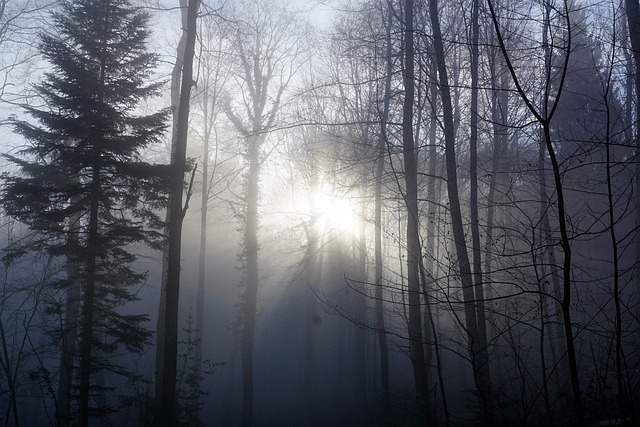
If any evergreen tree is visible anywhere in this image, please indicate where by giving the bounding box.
[1,0,169,425]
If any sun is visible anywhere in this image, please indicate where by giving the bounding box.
[311,189,358,233]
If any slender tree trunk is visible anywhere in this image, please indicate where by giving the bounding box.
[601,54,627,417]
[374,3,392,410]
[424,56,450,427]
[56,193,82,427]
[469,0,481,300]
[537,268,553,422]
[303,222,321,406]
[79,165,100,427]
[242,136,261,427]
[155,245,168,400]
[484,41,508,335]
[79,30,110,423]
[539,181,567,377]
[374,175,390,408]
[156,0,199,424]
[302,164,320,404]
[429,0,493,422]
[193,129,208,404]
[542,124,584,424]
[538,130,566,392]
[413,60,433,406]
[430,314,450,427]
[534,16,556,406]
[195,160,207,364]
[624,0,640,337]
[0,319,20,427]
[540,0,567,376]
[486,0,584,421]
[195,71,215,384]
[56,285,80,427]
[354,194,368,408]
[155,0,188,404]
[468,0,491,395]
[542,43,582,427]
[402,0,428,415]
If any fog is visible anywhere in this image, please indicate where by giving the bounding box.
[0,0,639,426]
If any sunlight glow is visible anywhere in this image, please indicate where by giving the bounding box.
[311,189,358,233]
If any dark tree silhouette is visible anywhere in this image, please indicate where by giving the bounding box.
[430,0,494,422]
[1,0,168,425]
[155,0,200,424]
[223,1,305,424]
[401,0,429,414]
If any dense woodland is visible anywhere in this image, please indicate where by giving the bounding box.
[0,0,639,425]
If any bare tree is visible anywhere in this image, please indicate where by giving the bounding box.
[191,6,230,397]
[0,0,54,111]
[429,0,494,421]
[401,0,429,414]
[374,0,393,410]
[222,1,307,424]
[625,0,640,330]
[486,0,584,422]
[155,0,200,424]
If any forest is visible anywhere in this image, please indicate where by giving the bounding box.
[0,0,638,425]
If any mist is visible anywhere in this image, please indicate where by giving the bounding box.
[0,0,639,426]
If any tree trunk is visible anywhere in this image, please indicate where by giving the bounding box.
[401,0,428,414]
[486,0,584,421]
[540,0,567,374]
[624,0,640,341]
[56,192,82,427]
[195,59,217,387]
[468,0,491,399]
[374,5,391,408]
[374,169,390,409]
[354,194,368,409]
[484,34,508,338]
[0,316,20,427]
[303,208,321,408]
[156,0,199,424]
[542,123,584,424]
[195,144,207,373]
[429,0,493,422]
[424,56,450,426]
[413,57,433,406]
[601,65,627,419]
[242,135,261,427]
[78,165,100,427]
[155,0,188,405]
[79,30,110,423]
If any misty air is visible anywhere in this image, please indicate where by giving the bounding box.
[0,0,638,426]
